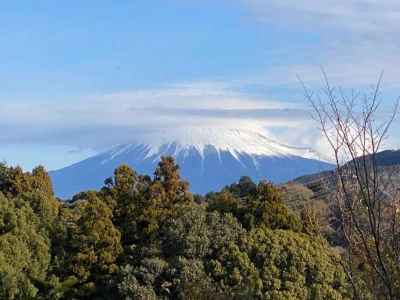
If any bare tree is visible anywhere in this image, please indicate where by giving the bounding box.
[301,72,400,299]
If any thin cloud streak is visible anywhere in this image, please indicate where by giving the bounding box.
[240,0,400,89]
[0,81,313,151]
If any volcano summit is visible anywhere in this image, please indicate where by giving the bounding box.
[50,127,333,199]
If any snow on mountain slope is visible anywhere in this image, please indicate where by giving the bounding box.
[50,126,333,199]
[102,127,326,162]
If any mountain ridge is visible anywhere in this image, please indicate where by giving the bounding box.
[292,149,400,199]
[50,127,334,199]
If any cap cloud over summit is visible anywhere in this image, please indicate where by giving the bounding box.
[50,126,333,198]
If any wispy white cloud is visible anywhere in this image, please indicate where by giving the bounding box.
[2,77,397,158]
[244,0,400,34]
[0,81,313,150]
[240,0,400,88]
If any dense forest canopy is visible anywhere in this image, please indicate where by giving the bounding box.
[0,156,397,299]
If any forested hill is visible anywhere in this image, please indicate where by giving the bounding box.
[355,149,400,166]
[0,157,354,299]
[293,149,400,196]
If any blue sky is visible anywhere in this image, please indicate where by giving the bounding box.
[1,1,399,170]
[0,1,315,95]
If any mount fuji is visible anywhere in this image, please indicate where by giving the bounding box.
[50,127,334,199]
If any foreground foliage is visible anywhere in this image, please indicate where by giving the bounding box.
[0,159,353,299]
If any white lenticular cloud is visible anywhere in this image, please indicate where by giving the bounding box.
[0,80,314,150]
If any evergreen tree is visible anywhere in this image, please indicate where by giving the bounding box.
[0,158,355,299]
[67,192,122,297]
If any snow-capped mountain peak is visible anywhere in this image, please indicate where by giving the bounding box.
[102,126,325,164]
[50,126,333,199]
